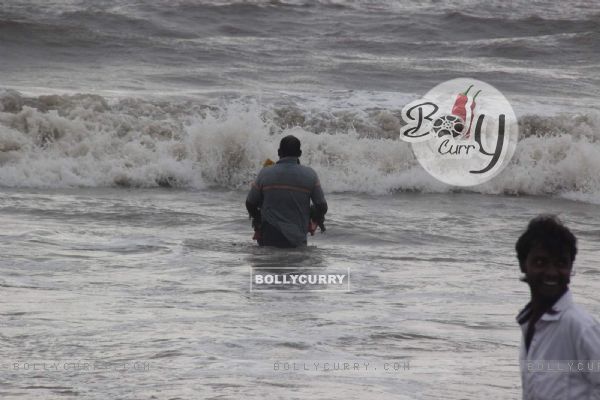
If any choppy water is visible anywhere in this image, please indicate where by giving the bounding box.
[2,90,600,203]
[2,0,600,99]
[2,188,600,399]
[2,1,600,398]
[2,0,600,201]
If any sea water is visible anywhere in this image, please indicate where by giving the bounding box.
[2,188,600,399]
[2,1,600,398]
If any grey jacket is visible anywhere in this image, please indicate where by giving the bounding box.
[246,157,327,246]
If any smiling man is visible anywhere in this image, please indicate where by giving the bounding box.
[516,215,600,399]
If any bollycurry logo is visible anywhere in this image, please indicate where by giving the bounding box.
[400,78,518,186]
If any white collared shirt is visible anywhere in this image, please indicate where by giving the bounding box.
[517,290,600,399]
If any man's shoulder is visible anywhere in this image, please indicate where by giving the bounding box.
[275,162,318,178]
[562,301,600,335]
[298,164,318,176]
[561,302,600,358]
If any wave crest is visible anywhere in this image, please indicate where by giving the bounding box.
[1,90,600,203]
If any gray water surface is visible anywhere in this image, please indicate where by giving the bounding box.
[2,188,600,399]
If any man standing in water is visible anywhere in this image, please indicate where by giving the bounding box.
[515,215,600,399]
[246,135,327,248]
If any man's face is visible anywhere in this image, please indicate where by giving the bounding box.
[524,244,572,300]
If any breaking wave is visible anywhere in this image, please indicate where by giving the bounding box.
[1,89,600,203]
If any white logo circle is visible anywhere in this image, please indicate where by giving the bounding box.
[400,78,518,186]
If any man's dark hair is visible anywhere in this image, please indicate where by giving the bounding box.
[278,135,302,158]
[515,215,577,272]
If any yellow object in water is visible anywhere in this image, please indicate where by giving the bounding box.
[263,158,275,167]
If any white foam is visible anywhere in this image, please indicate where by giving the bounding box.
[1,90,600,203]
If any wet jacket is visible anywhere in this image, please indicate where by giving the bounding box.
[246,157,327,247]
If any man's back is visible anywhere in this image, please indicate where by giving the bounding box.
[246,156,326,247]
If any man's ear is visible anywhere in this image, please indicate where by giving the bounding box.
[277,148,282,157]
[298,150,302,157]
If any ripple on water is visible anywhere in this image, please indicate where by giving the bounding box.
[149,350,185,359]
[275,342,311,350]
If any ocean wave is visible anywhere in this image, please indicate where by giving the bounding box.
[0,8,193,50]
[3,0,600,95]
[441,10,600,29]
[59,9,192,39]
[1,90,600,203]
[4,2,598,48]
